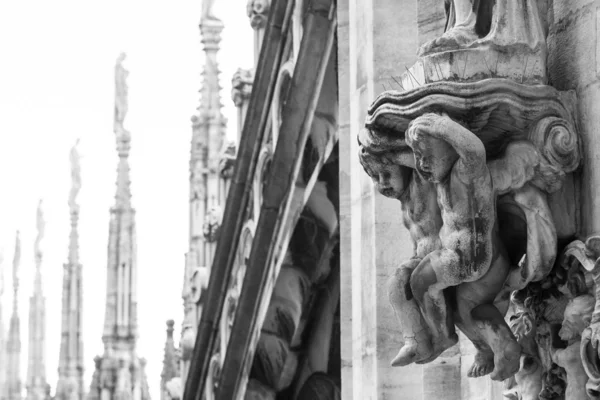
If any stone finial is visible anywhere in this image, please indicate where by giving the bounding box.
[247,0,270,29]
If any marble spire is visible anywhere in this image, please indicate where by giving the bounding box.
[87,53,150,400]
[180,0,228,387]
[0,249,6,398]
[26,201,50,400]
[5,231,22,400]
[55,140,84,400]
[160,320,179,400]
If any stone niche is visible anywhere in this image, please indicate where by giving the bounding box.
[356,0,600,399]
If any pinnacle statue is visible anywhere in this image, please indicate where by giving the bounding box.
[56,140,85,400]
[87,54,150,400]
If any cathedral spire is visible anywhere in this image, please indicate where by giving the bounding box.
[5,231,22,400]
[102,52,137,345]
[0,249,6,398]
[160,320,179,400]
[56,140,84,400]
[88,53,149,400]
[26,201,50,400]
[180,0,228,388]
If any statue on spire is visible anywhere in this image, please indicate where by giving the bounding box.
[114,53,129,134]
[13,231,20,294]
[69,140,81,211]
[201,0,217,20]
[35,200,45,264]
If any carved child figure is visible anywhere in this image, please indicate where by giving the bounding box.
[405,113,520,380]
[359,142,442,366]
[552,295,594,400]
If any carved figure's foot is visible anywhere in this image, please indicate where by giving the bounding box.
[467,351,494,378]
[418,26,479,57]
[415,333,459,364]
[391,338,433,367]
[490,340,521,381]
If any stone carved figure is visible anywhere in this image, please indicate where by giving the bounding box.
[359,73,580,386]
[203,206,222,242]
[359,144,442,367]
[420,0,545,56]
[69,139,81,210]
[405,113,521,380]
[551,295,593,400]
[114,53,129,133]
[247,0,271,29]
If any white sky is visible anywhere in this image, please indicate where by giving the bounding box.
[0,0,253,398]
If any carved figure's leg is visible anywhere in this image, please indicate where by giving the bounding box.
[409,250,460,356]
[454,298,496,377]
[388,259,434,366]
[418,0,481,56]
[471,303,521,381]
[456,249,519,380]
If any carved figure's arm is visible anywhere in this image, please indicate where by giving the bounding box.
[429,115,486,172]
[408,113,485,177]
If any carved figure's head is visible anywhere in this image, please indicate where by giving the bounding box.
[406,114,459,183]
[559,294,594,341]
[358,139,413,199]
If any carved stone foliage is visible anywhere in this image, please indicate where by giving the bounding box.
[358,3,584,389]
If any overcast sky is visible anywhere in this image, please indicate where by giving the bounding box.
[0,0,253,397]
